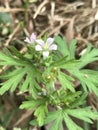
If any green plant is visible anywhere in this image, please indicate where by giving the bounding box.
[0,33,98,130]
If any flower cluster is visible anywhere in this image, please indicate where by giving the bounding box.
[24,33,57,59]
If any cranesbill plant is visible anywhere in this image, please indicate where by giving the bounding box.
[0,33,98,130]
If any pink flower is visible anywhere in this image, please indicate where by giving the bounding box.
[35,37,57,59]
[24,33,36,44]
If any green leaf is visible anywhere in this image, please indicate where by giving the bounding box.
[30,119,38,126]
[79,44,98,68]
[58,71,75,92]
[0,68,23,79]
[55,36,77,60]
[9,46,25,59]
[70,93,87,108]
[0,48,31,66]
[71,69,98,96]
[66,107,98,123]
[30,110,63,128]
[44,110,63,130]
[51,56,80,70]
[62,91,82,106]
[61,60,81,70]
[34,104,48,126]
[20,98,44,110]
[28,77,38,99]
[0,12,12,24]
[49,114,63,130]
[63,113,83,130]
[45,110,62,125]
[69,39,77,59]
[0,51,27,66]
[20,66,41,98]
[55,36,69,56]
[0,54,41,96]
[0,68,26,94]
[50,56,67,67]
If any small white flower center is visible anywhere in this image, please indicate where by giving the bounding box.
[44,43,49,50]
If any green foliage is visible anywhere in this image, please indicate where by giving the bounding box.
[58,71,75,92]
[30,106,98,130]
[0,12,12,24]
[20,97,45,110]
[0,46,42,98]
[79,44,98,68]
[0,35,98,130]
[55,35,76,60]
[34,104,48,126]
[70,69,98,96]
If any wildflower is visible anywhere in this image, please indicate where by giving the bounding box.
[24,33,36,44]
[35,37,57,59]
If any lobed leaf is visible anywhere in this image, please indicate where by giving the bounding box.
[63,113,83,130]
[58,71,75,92]
[34,104,48,126]
[0,68,26,94]
[20,98,44,110]
[55,36,69,57]
[79,44,98,68]
[65,107,98,123]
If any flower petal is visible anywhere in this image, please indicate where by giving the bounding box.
[43,51,49,59]
[36,39,44,46]
[46,37,54,45]
[30,33,36,42]
[49,44,57,50]
[24,37,31,43]
[35,45,42,51]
